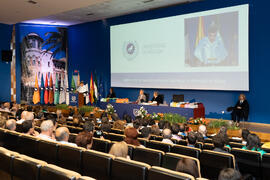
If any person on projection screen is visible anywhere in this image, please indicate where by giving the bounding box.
[194,22,228,65]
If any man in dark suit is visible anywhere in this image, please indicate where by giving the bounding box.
[150,91,163,105]
[231,94,249,126]
[107,88,116,98]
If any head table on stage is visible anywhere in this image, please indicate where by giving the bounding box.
[99,102,205,120]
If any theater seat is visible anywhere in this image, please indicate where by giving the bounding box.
[78,176,96,180]
[133,147,164,166]
[229,142,244,149]
[138,138,148,147]
[67,126,83,134]
[92,138,111,153]
[17,134,39,158]
[204,139,212,144]
[231,148,262,179]
[68,133,78,144]
[39,164,81,180]
[162,153,201,178]
[0,147,15,180]
[111,157,150,180]
[3,130,20,151]
[148,166,195,180]
[177,140,188,146]
[171,145,201,159]
[110,128,124,135]
[57,144,85,173]
[262,153,270,180]
[149,135,163,141]
[12,155,47,180]
[81,150,113,180]
[200,150,235,179]
[37,140,59,164]
[0,128,6,146]
[147,140,172,152]
[195,142,203,149]
[106,133,125,142]
[202,143,214,150]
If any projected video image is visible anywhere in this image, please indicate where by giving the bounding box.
[185,11,238,67]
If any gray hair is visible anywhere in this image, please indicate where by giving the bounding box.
[25,112,34,121]
[40,120,54,132]
[6,119,16,130]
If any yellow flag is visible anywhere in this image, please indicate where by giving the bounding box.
[32,74,40,104]
[77,72,80,87]
[195,16,205,47]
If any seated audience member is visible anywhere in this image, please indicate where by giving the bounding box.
[75,131,93,149]
[176,158,199,178]
[136,89,146,103]
[241,128,250,145]
[218,168,242,180]
[101,122,111,133]
[141,127,151,140]
[187,131,197,147]
[133,120,141,131]
[73,114,82,127]
[148,119,155,126]
[16,110,28,124]
[37,120,55,141]
[140,119,149,128]
[213,135,229,153]
[0,117,6,128]
[55,127,77,147]
[109,141,130,159]
[158,120,166,132]
[162,128,174,145]
[163,121,172,130]
[83,121,95,133]
[198,124,208,139]
[107,87,116,98]
[21,120,39,136]
[151,125,161,136]
[5,119,16,131]
[124,127,143,147]
[149,91,163,105]
[242,133,266,155]
[218,126,230,148]
[113,120,125,130]
[171,123,181,141]
[196,132,204,143]
[179,124,186,136]
[0,102,11,112]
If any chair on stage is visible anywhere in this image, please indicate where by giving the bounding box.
[172,94,184,102]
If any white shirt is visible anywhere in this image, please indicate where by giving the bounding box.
[16,119,25,124]
[162,138,174,145]
[37,134,55,141]
[58,141,77,147]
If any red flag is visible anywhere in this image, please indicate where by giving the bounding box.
[49,74,54,104]
[44,73,49,104]
[90,72,94,104]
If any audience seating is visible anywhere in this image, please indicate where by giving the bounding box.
[202,143,214,150]
[127,144,135,159]
[57,145,84,173]
[92,138,111,153]
[148,166,195,180]
[34,126,41,133]
[162,153,201,178]
[106,133,125,142]
[81,150,113,180]
[17,134,39,158]
[262,153,270,180]
[133,147,164,166]
[200,150,235,179]
[171,145,201,159]
[12,155,47,180]
[110,128,124,135]
[0,128,6,146]
[67,126,83,134]
[231,148,262,179]
[204,139,212,144]
[229,138,242,143]
[39,164,81,180]
[229,142,244,149]
[68,133,78,144]
[0,147,16,180]
[138,138,148,147]
[195,142,203,149]
[177,140,188,146]
[111,157,150,180]
[147,140,172,153]
[262,148,270,153]
[149,135,163,141]
[37,140,59,164]
[3,130,20,151]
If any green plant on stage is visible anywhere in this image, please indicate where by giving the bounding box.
[163,113,186,124]
[106,104,115,115]
[56,104,69,110]
[78,106,95,114]
[208,119,240,130]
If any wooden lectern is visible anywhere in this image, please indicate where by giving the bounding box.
[78,93,85,107]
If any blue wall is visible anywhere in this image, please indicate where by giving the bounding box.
[68,0,270,123]
[0,23,12,102]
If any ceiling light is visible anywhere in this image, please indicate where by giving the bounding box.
[27,0,37,4]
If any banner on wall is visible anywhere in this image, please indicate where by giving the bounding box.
[20,26,68,104]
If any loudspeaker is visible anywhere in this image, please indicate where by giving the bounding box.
[1,50,12,62]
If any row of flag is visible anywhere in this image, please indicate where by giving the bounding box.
[32,72,98,105]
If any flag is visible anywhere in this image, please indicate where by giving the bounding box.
[94,74,98,101]
[59,74,65,104]
[195,16,205,47]
[49,74,54,104]
[65,74,70,105]
[85,83,89,104]
[32,74,40,104]
[71,75,76,92]
[89,72,94,104]
[77,72,80,87]
[40,73,44,104]
[44,73,49,104]
[54,74,59,104]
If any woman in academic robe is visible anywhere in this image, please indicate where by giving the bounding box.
[231,94,249,126]
[107,88,116,98]
[149,91,163,105]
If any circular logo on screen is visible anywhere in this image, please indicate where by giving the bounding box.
[123,41,138,60]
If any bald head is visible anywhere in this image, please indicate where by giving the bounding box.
[25,112,34,121]
[198,124,207,136]
[6,119,16,131]
[55,127,70,142]
[163,128,172,139]
[21,111,28,120]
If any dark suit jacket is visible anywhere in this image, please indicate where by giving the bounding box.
[234,100,249,119]
[151,95,163,105]
[107,92,116,98]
